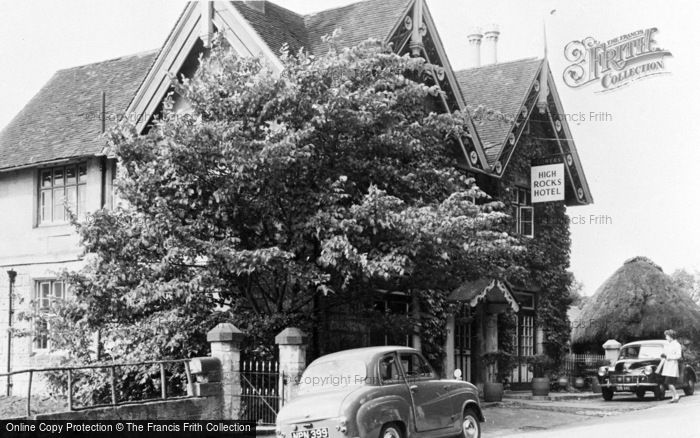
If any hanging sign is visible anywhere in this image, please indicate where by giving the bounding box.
[531,157,565,203]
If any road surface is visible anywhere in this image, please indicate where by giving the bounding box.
[495,393,700,438]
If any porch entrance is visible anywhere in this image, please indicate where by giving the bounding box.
[454,304,473,382]
[447,279,522,385]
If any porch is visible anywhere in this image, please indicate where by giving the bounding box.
[444,279,544,389]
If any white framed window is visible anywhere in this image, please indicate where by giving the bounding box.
[34,280,67,350]
[513,187,534,238]
[38,163,87,224]
[515,314,535,357]
[514,292,535,310]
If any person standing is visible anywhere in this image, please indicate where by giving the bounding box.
[659,329,683,403]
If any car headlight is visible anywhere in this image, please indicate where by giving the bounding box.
[643,365,654,375]
[598,366,608,377]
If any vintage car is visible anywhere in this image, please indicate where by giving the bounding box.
[597,340,697,401]
[275,346,483,438]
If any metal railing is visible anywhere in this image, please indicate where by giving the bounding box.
[0,359,195,417]
[562,353,607,386]
[237,359,283,425]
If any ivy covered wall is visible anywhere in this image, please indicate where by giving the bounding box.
[495,113,574,367]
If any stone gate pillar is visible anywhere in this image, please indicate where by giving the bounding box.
[275,328,307,404]
[208,323,245,420]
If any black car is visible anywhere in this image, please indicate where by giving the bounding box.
[597,340,697,400]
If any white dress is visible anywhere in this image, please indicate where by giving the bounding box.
[661,340,682,378]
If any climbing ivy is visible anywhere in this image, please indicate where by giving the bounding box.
[499,132,574,368]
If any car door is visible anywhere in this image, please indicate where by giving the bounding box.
[398,352,453,432]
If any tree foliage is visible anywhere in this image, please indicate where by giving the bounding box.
[671,268,700,306]
[49,37,525,373]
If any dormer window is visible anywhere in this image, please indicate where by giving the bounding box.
[514,187,534,238]
[38,163,87,225]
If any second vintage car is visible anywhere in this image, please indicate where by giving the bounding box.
[597,340,697,401]
[275,346,483,438]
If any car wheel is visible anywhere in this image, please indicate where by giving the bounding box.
[654,383,665,400]
[460,408,481,438]
[684,378,695,396]
[380,423,403,438]
[602,388,614,401]
[635,389,646,400]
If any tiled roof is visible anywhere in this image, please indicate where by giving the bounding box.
[455,58,542,164]
[231,1,308,55]
[303,0,410,56]
[447,278,493,302]
[232,0,411,57]
[0,0,413,171]
[0,51,158,171]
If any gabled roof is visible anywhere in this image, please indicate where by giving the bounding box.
[0,51,157,171]
[448,278,520,312]
[455,57,542,164]
[0,0,590,201]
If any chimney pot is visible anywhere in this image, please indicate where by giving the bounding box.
[482,24,500,65]
[466,27,483,68]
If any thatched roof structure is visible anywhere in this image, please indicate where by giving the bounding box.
[572,256,700,346]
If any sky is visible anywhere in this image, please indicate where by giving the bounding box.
[1,0,698,296]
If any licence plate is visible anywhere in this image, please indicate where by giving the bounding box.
[291,428,329,438]
[617,385,631,390]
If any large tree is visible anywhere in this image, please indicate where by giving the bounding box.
[51,37,525,368]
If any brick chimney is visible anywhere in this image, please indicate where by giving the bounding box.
[466,28,483,68]
[482,24,500,65]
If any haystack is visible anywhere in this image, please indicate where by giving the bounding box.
[572,256,700,346]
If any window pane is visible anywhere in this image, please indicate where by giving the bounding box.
[78,163,87,184]
[41,282,51,309]
[399,353,434,379]
[36,320,48,350]
[53,167,64,186]
[40,190,51,223]
[515,293,534,309]
[53,281,63,299]
[53,188,65,221]
[65,165,77,185]
[41,170,52,188]
[379,355,400,382]
[65,186,77,216]
[519,207,534,236]
[520,221,532,236]
[77,186,86,217]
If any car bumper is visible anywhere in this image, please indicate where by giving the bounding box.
[601,382,658,388]
[599,376,659,390]
[276,419,350,438]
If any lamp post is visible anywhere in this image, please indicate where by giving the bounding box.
[6,269,17,396]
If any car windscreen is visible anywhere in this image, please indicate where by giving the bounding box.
[297,359,367,394]
[619,344,663,359]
